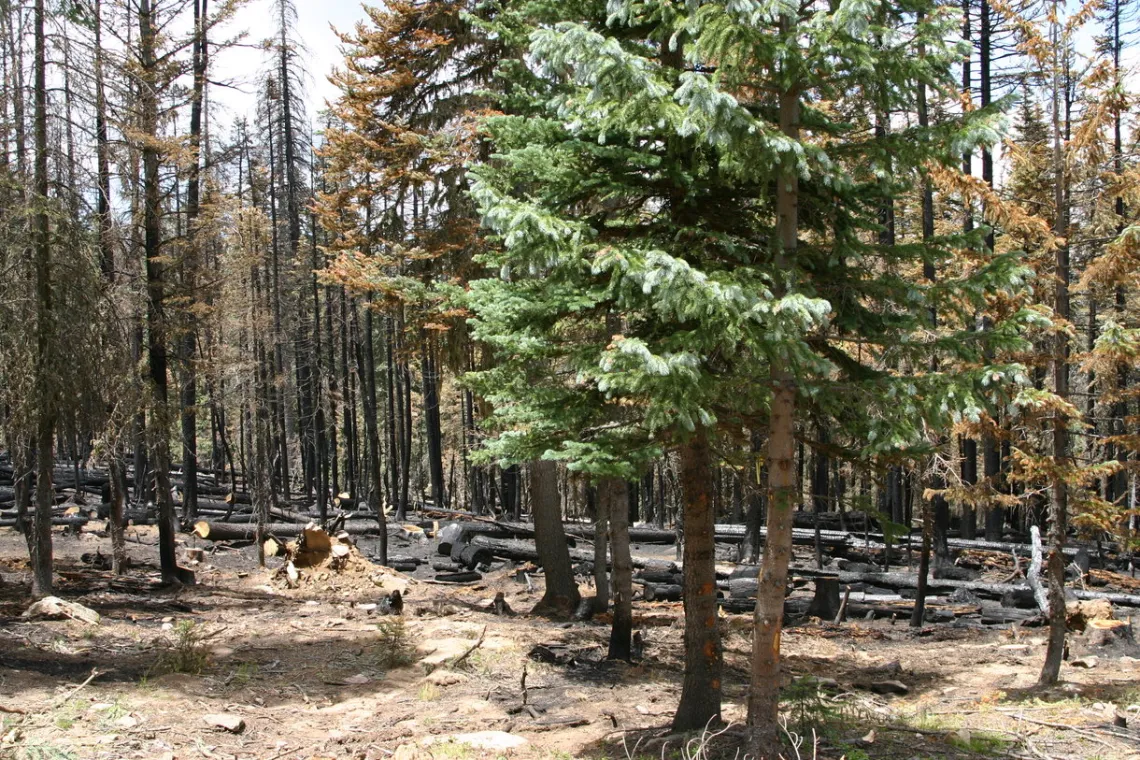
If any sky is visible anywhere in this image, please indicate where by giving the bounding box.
[211,0,372,128]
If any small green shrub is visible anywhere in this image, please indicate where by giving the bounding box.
[373,618,414,669]
[152,620,209,676]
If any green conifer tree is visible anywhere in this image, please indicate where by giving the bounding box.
[466,0,1038,746]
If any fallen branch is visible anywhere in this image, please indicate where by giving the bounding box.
[451,625,487,670]
[54,668,100,707]
[1009,713,1121,751]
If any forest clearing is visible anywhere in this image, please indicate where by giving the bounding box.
[4,0,1140,757]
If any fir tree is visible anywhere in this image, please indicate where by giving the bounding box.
[466,0,1037,748]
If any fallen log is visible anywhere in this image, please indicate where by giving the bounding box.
[726,567,1140,607]
[635,569,683,585]
[898,532,1090,559]
[192,500,311,523]
[0,516,89,529]
[449,519,851,550]
[644,583,683,602]
[192,520,386,541]
[713,523,850,549]
[469,535,677,573]
[434,571,482,584]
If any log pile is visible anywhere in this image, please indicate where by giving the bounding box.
[432,517,1140,629]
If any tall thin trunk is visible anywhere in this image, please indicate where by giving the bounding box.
[422,334,446,509]
[277,1,313,501]
[29,0,54,597]
[325,278,339,501]
[960,0,978,541]
[309,156,327,517]
[1040,4,1070,686]
[140,0,181,585]
[747,58,799,755]
[385,316,400,514]
[60,32,77,218]
[339,288,356,499]
[399,326,412,517]
[94,0,126,570]
[979,0,1004,542]
[181,0,208,522]
[265,92,291,502]
[913,37,941,625]
[1109,0,1129,504]
[357,304,387,563]
[9,1,25,178]
[811,426,828,570]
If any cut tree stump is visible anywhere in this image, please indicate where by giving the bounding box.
[1073,618,1135,651]
[806,576,841,620]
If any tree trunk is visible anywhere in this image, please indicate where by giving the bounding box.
[422,335,446,510]
[811,426,828,570]
[358,304,388,564]
[603,477,633,660]
[108,450,128,574]
[339,289,356,500]
[959,0,978,543]
[913,39,938,627]
[180,0,208,523]
[747,62,799,756]
[502,464,520,521]
[29,0,54,597]
[590,483,609,613]
[139,0,182,586]
[385,315,400,515]
[1040,3,1070,685]
[398,314,412,520]
[530,459,580,618]
[673,428,722,731]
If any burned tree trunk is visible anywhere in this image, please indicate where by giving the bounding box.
[604,478,633,660]
[29,0,54,597]
[531,459,580,618]
[673,428,722,731]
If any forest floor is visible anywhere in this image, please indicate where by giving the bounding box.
[1,523,1139,760]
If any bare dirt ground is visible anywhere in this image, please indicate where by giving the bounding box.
[2,524,1139,760]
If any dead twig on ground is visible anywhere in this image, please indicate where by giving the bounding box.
[1009,713,1121,751]
[53,668,99,707]
[450,625,486,669]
